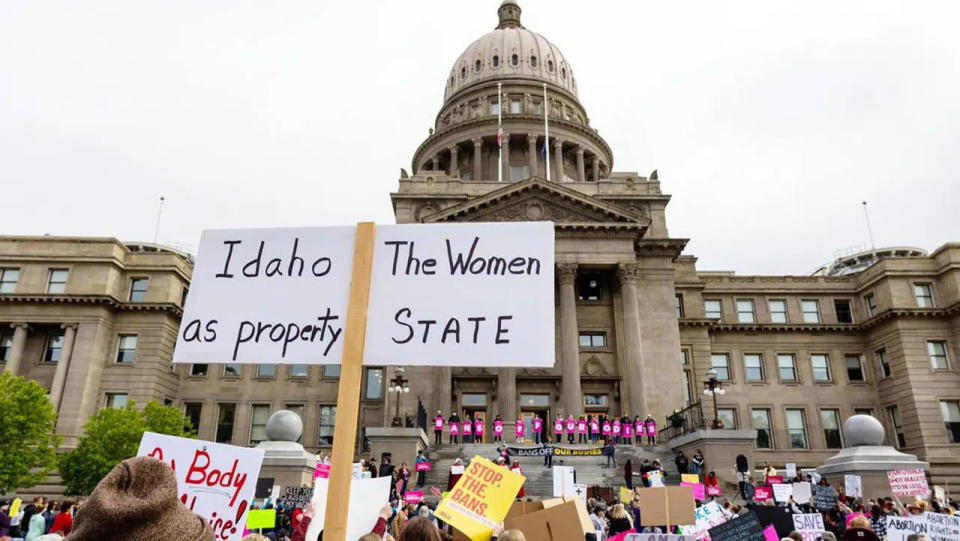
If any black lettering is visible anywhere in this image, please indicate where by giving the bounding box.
[422,258,437,274]
[495,315,512,344]
[508,257,526,274]
[265,257,283,277]
[216,240,241,278]
[467,316,486,343]
[315,308,339,341]
[234,321,255,360]
[242,241,265,277]
[287,237,304,276]
[385,240,407,276]
[183,319,202,341]
[527,257,541,275]
[324,327,343,356]
[256,321,271,342]
[282,323,300,357]
[311,257,331,277]
[392,307,414,344]
[204,320,218,341]
[418,319,437,343]
[441,318,461,344]
[405,241,421,275]
[469,257,486,274]
[487,256,507,275]
[446,236,480,274]
[268,325,285,342]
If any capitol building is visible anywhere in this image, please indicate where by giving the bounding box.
[1,1,958,487]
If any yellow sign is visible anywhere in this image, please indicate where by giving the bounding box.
[8,498,21,518]
[681,474,700,484]
[435,455,525,541]
[245,509,276,529]
[620,487,634,504]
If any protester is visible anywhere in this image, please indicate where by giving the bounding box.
[602,417,612,440]
[624,459,633,490]
[496,530,527,541]
[433,411,444,446]
[475,416,484,443]
[448,412,460,444]
[462,413,473,444]
[532,414,542,444]
[577,416,588,444]
[493,414,503,443]
[705,470,720,489]
[41,502,57,534]
[542,442,553,468]
[589,416,600,443]
[611,418,621,444]
[566,415,576,444]
[604,438,616,468]
[368,457,379,478]
[633,416,644,444]
[48,502,74,536]
[607,503,633,535]
[675,450,689,475]
[0,501,10,537]
[622,416,633,444]
[448,458,464,490]
[380,456,396,479]
[509,460,525,498]
[398,462,412,496]
[644,414,657,445]
[554,415,564,444]
[415,450,428,487]
[691,449,705,474]
[515,417,524,443]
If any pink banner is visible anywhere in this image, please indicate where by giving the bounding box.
[314,463,330,479]
[516,423,524,436]
[766,475,784,484]
[532,418,542,433]
[404,490,424,504]
[706,485,722,496]
[755,485,773,501]
[554,421,563,434]
[450,424,459,435]
[624,424,633,438]
[682,481,706,501]
[578,421,587,434]
[608,529,637,541]
[602,422,612,435]
[762,524,779,541]
[494,421,504,435]
[635,422,644,435]
[434,418,443,430]
[646,423,657,437]
[416,462,431,472]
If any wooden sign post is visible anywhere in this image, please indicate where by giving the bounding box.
[322,222,376,541]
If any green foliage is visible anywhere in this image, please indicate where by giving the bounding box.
[0,373,60,494]
[59,399,194,496]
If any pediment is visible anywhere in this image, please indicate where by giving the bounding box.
[421,177,651,226]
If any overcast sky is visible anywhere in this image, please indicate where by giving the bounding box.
[1,0,957,274]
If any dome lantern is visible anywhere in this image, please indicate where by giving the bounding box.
[497,0,523,29]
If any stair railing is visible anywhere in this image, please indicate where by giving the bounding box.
[656,400,706,444]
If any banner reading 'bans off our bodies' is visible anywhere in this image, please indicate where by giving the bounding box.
[173,222,554,367]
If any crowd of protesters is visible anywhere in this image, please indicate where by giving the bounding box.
[0,497,82,540]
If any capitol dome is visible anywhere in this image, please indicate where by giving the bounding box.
[444,0,578,102]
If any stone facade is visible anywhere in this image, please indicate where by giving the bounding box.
[0,0,957,488]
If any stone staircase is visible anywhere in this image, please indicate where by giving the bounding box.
[418,442,680,499]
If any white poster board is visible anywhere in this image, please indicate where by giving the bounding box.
[772,483,793,503]
[552,465,575,497]
[174,223,555,367]
[844,474,862,497]
[625,536,696,541]
[305,476,391,541]
[792,481,812,504]
[138,432,264,541]
[572,483,588,508]
[785,463,797,479]
[679,501,726,539]
[792,513,825,541]
[887,513,960,541]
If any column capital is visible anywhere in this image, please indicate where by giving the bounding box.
[448,145,458,153]
[617,263,641,284]
[472,136,483,146]
[553,138,564,147]
[60,323,79,331]
[576,145,585,155]
[501,133,510,142]
[556,263,578,285]
[10,323,29,331]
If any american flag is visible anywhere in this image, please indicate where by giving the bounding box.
[496,127,504,148]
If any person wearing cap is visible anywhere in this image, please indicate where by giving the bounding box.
[448,458,464,491]
[433,411,444,446]
[68,456,213,540]
[509,461,525,498]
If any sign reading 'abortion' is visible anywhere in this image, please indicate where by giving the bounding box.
[174,222,554,367]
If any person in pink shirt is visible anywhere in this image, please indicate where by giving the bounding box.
[634,416,644,444]
[554,416,564,444]
[493,415,504,443]
[589,415,601,443]
[612,418,622,444]
[565,415,576,444]
[433,411,444,446]
[602,417,612,439]
[449,416,459,444]
[474,417,484,443]
[623,418,633,444]
[461,415,473,444]
[515,418,524,442]
[644,414,657,446]
[532,414,543,444]
[577,416,588,444]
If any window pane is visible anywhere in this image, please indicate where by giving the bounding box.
[802,300,820,323]
[184,403,202,433]
[736,300,755,323]
[811,354,831,382]
[778,354,797,381]
[786,409,807,449]
[768,300,787,323]
[0,269,20,293]
[710,353,730,380]
[323,364,340,378]
[675,294,684,318]
[130,278,148,302]
[319,406,336,445]
[45,335,64,363]
[291,364,309,378]
[489,101,500,115]
[941,401,960,443]
[257,364,276,378]
[521,394,549,407]
[717,408,737,429]
[704,300,722,320]
[216,404,236,443]
[888,405,905,448]
[577,275,602,301]
[462,393,487,406]
[116,335,137,363]
[927,341,949,370]
[681,350,689,365]
[106,393,128,408]
[877,348,891,377]
[47,269,68,293]
[681,370,692,405]
[865,294,877,316]
[834,300,853,323]
[744,354,764,381]
[0,335,12,361]
[510,99,521,114]
[845,355,864,381]
[224,365,240,377]
[191,364,208,376]
[250,405,270,444]
[821,409,842,449]
[365,368,383,400]
[752,409,772,449]
[579,333,605,348]
[584,394,608,407]
[915,284,933,308]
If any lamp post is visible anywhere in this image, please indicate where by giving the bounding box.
[703,368,726,429]
[389,367,410,427]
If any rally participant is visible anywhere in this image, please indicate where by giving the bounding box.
[644,414,657,445]
[691,450,705,475]
[475,416,484,443]
[433,411,444,446]
[515,418,524,443]
[510,461,525,498]
[675,451,689,475]
[398,462,412,496]
[612,418,622,444]
[542,442,553,468]
[602,416,612,440]
[634,416,644,444]
[624,459,634,490]
[577,416,588,444]
[493,415,504,443]
[622,416,633,445]
[705,471,720,489]
[448,412,460,444]
[566,415,576,444]
[532,414,543,444]
[461,414,473,444]
[448,458,464,491]
[589,415,600,443]
[49,502,74,536]
[415,450,428,487]
[554,415,564,444]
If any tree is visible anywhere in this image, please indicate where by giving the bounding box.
[59,399,195,495]
[0,373,60,494]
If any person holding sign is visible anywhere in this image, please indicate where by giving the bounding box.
[462,415,473,444]
[531,414,542,444]
[515,417,524,442]
[577,416,588,444]
[475,417,484,443]
[554,416,564,443]
[415,450,428,487]
[448,458,465,491]
[634,416,644,444]
[623,416,634,444]
[590,415,601,443]
[566,415,576,444]
[612,418,622,444]
[433,411,444,446]
[493,415,504,443]
[644,414,657,445]
[448,412,460,444]
[602,417,612,439]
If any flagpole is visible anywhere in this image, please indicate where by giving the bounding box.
[543,83,550,182]
[497,82,503,182]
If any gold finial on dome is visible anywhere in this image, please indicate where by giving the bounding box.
[497,0,523,29]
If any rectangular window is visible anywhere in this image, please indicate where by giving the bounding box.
[717,408,738,429]
[216,404,236,444]
[323,365,340,379]
[811,354,831,382]
[768,299,788,323]
[47,269,69,294]
[223,365,240,377]
[577,275,602,301]
[927,341,949,370]
[489,100,500,115]
[736,299,755,323]
[821,409,843,449]
[854,408,873,417]
[865,293,877,317]
[44,334,64,363]
[681,370,692,405]
[752,409,773,449]
[531,99,543,115]
[520,394,550,408]
[888,405,905,448]
[285,404,305,424]
[184,402,202,433]
[834,299,854,323]
[115,335,137,364]
[290,364,309,378]
[105,393,128,409]
[801,300,821,323]
[509,165,529,181]
[786,409,808,449]
[510,98,521,114]
[191,364,208,377]
[940,401,960,444]
[319,405,336,445]
[744,354,764,381]
[584,394,609,407]
[914,283,934,308]
[250,404,271,445]
[0,335,13,362]
[778,354,797,382]
[365,368,384,400]
[681,350,689,365]
[704,300,722,320]
[0,268,20,293]
[845,355,865,382]
[675,294,684,318]
[462,393,487,406]
[710,353,731,381]
[578,332,606,348]
[129,278,148,302]
[877,347,891,378]
[256,364,276,378]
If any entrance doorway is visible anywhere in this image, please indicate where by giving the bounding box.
[466,409,487,443]
[520,393,551,444]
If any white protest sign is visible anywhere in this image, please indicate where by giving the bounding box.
[174,223,555,367]
[552,465,575,497]
[679,501,726,539]
[306,476,391,541]
[887,513,960,541]
[807,470,821,484]
[772,483,793,503]
[888,468,930,498]
[934,485,946,503]
[792,513,825,541]
[844,474,862,497]
[793,482,812,504]
[625,536,695,541]
[138,432,264,541]
[785,463,797,479]
[572,483,588,508]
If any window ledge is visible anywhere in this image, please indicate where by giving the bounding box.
[814,381,835,386]
[188,375,209,380]
[254,377,276,382]
[221,376,241,381]
[746,381,768,385]
[779,381,802,386]
[113,362,135,367]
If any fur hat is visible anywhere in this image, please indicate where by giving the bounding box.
[70,456,214,541]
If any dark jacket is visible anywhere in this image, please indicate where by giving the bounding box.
[608,517,632,535]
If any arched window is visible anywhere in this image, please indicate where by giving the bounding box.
[547,60,554,72]
[492,55,500,68]
[561,67,567,79]
[450,76,454,87]
[461,66,466,79]
[475,59,482,72]
[511,54,519,67]
[530,56,537,68]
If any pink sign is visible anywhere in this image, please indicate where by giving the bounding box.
[612,421,621,435]
[766,475,784,484]
[434,417,443,430]
[762,524,779,541]
[462,422,472,435]
[602,422,612,435]
[578,421,587,434]
[516,423,524,436]
[554,421,563,434]
[416,462,431,472]
[475,421,484,435]
[646,423,657,437]
[887,468,930,498]
[532,418,542,433]
[682,481,706,501]
[450,424,459,435]
[566,419,576,432]
[635,421,644,435]
[608,530,637,541]
[404,490,424,504]
[754,485,773,501]
[623,424,633,438]
[314,463,331,479]
[429,486,442,498]
[706,485,722,497]
[591,421,600,433]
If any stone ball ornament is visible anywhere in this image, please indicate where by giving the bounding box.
[843,414,885,447]
[265,409,303,442]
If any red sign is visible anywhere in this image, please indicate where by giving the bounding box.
[754,485,773,501]
[706,486,722,497]
[766,475,784,484]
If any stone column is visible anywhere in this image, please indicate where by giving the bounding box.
[472,137,483,181]
[429,155,438,171]
[4,324,29,375]
[592,156,601,181]
[576,146,586,182]
[50,323,78,412]
[435,366,452,416]
[553,139,564,182]
[617,263,646,416]
[557,264,583,417]
[498,368,517,421]
[501,133,511,181]
[449,145,458,175]
[527,135,538,178]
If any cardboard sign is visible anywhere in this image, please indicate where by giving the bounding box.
[679,501,727,539]
[681,474,699,484]
[934,485,946,503]
[754,485,773,501]
[416,461,431,472]
[772,483,793,503]
[844,474,861,497]
[277,487,314,509]
[887,513,960,541]
[174,222,555,367]
[245,509,276,530]
[505,500,588,541]
[305,476,391,541]
[785,463,797,479]
[635,486,696,527]
[792,513,825,541]
[405,490,424,504]
[888,468,930,498]
[708,511,763,541]
[315,463,330,479]
[541,496,594,534]
[435,455,526,541]
[552,465,575,497]
[138,432,264,541]
[792,482,812,504]
[706,485,722,497]
[681,481,705,501]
